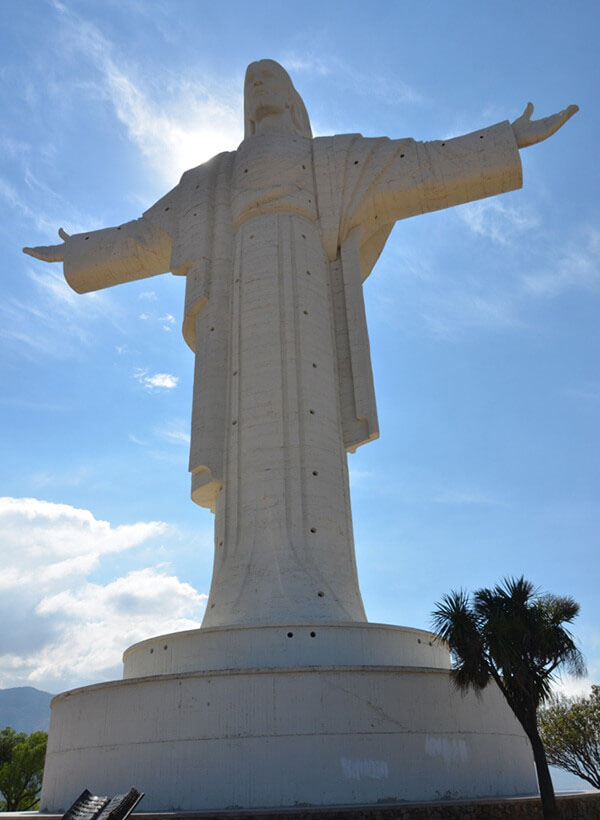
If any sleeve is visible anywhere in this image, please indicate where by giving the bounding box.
[63,186,177,294]
[359,120,522,228]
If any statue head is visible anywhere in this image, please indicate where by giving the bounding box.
[244,59,312,139]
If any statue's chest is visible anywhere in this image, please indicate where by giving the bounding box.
[232,136,317,224]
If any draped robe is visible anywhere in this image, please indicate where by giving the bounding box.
[63,122,522,627]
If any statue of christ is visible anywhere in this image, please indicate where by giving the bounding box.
[24,60,577,629]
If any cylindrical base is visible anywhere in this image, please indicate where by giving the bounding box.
[40,659,536,811]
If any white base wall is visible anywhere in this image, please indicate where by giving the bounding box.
[40,625,537,812]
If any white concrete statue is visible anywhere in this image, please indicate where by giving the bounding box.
[24,60,578,630]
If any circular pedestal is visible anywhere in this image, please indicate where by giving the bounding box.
[40,624,537,812]
[122,622,450,677]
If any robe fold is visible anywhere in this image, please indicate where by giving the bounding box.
[63,121,521,517]
[62,120,521,625]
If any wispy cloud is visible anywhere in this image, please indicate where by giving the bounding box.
[138,290,158,301]
[156,420,190,446]
[283,52,425,106]
[51,3,243,186]
[0,174,101,241]
[521,225,600,298]
[431,487,504,506]
[1,264,120,360]
[458,199,540,245]
[565,383,600,403]
[134,368,179,390]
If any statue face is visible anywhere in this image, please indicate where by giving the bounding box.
[244,60,294,126]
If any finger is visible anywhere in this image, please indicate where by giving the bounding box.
[58,227,70,240]
[564,104,579,120]
[524,101,534,120]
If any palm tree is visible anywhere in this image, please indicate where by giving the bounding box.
[431,576,585,820]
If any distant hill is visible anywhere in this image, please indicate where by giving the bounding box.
[0,686,53,733]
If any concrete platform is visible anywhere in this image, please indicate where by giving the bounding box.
[40,623,538,813]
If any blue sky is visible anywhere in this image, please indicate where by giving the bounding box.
[1,0,598,759]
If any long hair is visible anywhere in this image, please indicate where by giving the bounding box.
[244,60,312,139]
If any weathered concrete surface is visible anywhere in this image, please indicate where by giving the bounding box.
[40,662,537,812]
[122,622,450,678]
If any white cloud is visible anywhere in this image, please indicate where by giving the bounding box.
[521,225,600,298]
[134,368,179,390]
[0,497,205,689]
[52,3,243,186]
[431,487,504,506]
[458,199,540,245]
[156,420,191,446]
[0,497,166,591]
[138,291,158,301]
[283,52,425,106]
[1,263,120,361]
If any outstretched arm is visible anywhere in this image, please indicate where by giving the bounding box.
[512,102,579,149]
[22,187,176,294]
[350,101,579,247]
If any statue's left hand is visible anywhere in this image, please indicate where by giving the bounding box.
[23,228,70,263]
[512,102,579,149]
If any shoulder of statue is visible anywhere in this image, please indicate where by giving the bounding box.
[313,133,362,148]
[179,151,236,185]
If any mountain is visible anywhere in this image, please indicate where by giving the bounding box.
[0,686,53,733]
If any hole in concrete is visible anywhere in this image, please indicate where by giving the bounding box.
[480,135,484,139]
[117,226,121,230]
[310,631,316,637]
[354,160,359,165]
[306,270,311,275]
[163,645,168,650]
[442,143,446,147]
[312,470,318,476]
[85,236,89,240]
[301,234,306,239]
[250,234,254,239]
[309,409,315,414]
[417,639,421,644]
[317,591,324,597]
[310,527,316,533]
[219,540,223,546]
[244,168,248,173]
[400,154,405,158]
[164,207,170,211]
[150,648,154,653]
[233,370,238,375]
[312,362,317,368]
[287,632,294,638]
[210,327,215,331]
[303,310,308,315]
[211,603,215,608]
[302,164,306,169]
[232,420,237,425]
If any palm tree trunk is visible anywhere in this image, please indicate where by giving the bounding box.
[524,719,559,820]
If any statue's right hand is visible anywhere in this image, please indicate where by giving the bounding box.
[22,228,70,263]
